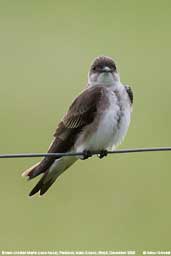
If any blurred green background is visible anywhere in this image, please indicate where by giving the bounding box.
[0,0,171,253]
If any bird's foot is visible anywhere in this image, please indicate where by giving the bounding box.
[81,150,93,160]
[98,150,108,159]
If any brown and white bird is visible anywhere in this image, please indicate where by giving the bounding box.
[22,56,133,196]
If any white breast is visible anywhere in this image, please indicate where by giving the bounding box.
[76,85,132,152]
[86,93,120,150]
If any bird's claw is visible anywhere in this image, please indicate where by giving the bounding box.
[81,150,92,160]
[98,150,108,159]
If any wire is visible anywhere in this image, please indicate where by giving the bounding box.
[0,147,171,159]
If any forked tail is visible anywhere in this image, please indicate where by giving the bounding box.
[22,156,77,196]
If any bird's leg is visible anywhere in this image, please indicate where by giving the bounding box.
[98,150,108,159]
[81,150,93,160]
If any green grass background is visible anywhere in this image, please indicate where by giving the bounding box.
[0,0,171,253]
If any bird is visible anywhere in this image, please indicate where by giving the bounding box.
[22,56,133,196]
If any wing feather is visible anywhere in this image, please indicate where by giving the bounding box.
[26,86,104,179]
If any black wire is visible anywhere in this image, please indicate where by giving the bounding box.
[0,147,171,159]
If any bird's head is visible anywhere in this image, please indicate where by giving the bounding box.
[88,56,120,86]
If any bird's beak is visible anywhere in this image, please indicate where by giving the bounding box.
[102,66,112,73]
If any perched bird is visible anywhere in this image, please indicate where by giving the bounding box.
[22,56,133,196]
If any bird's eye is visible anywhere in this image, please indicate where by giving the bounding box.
[92,66,97,71]
[111,64,116,70]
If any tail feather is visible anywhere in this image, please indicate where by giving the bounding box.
[29,168,63,196]
[29,171,59,196]
[28,156,77,196]
[39,179,55,196]
[29,171,49,196]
